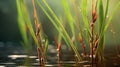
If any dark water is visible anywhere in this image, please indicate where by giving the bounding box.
[0,42,120,67]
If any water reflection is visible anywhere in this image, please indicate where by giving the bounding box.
[0,62,16,65]
[8,55,27,59]
[0,54,91,67]
[8,55,37,59]
[0,41,120,67]
[0,66,5,67]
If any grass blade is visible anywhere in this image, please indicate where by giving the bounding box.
[99,0,104,34]
[16,0,30,50]
[104,2,120,33]
[104,0,109,21]
[21,0,40,49]
[81,0,90,34]
[62,0,75,37]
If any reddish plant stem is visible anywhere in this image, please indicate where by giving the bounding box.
[54,36,62,64]
[73,0,87,60]
[57,42,62,63]
[91,24,94,67]
[37,48,42,67]
[93,36,99,53]
[78,34,87,58]
[32,0,40,26]
[110,23,120,55]
[91,0,98,66]
[91,0,94,66]
[72,0,81,31]
[42,43,45,66]
[32,0,44,66]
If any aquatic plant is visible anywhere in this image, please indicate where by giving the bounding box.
[16,0,120,66]
[16,0,49,66]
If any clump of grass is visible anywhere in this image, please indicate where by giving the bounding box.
[36,0,82,62]
[95,0,120,62]
[16,0,48,66]
[16,0,120,66]
[81,0,120,65]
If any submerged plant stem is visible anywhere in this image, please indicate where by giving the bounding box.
[54,36,61,63]
[37,48,42,67]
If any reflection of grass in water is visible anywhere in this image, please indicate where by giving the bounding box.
[16,0,120,66]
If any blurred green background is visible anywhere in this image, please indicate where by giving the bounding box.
[0,0,21,42]
[0,0,120,45]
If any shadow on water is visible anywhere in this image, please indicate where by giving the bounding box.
[0,42,120,67]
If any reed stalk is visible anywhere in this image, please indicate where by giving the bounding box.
[110,23,120,55]
[54,36,62,64]
[91,0,98,66]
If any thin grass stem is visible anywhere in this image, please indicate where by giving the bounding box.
[110,23,120,55]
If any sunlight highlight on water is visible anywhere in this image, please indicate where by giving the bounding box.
[0,66,5,67]
[8,55,37,59]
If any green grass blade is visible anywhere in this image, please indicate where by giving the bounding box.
[61,0,75,37]
[99,0,104,34]
[81,0,90,34]
[95,0,105,61]
[16,0,32,65]
[104,0,109,22]
[20,0,40,49]
[16,0,30,50]
[43,39,49,62]
[44,39,49,59]
[104,2,120,33]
